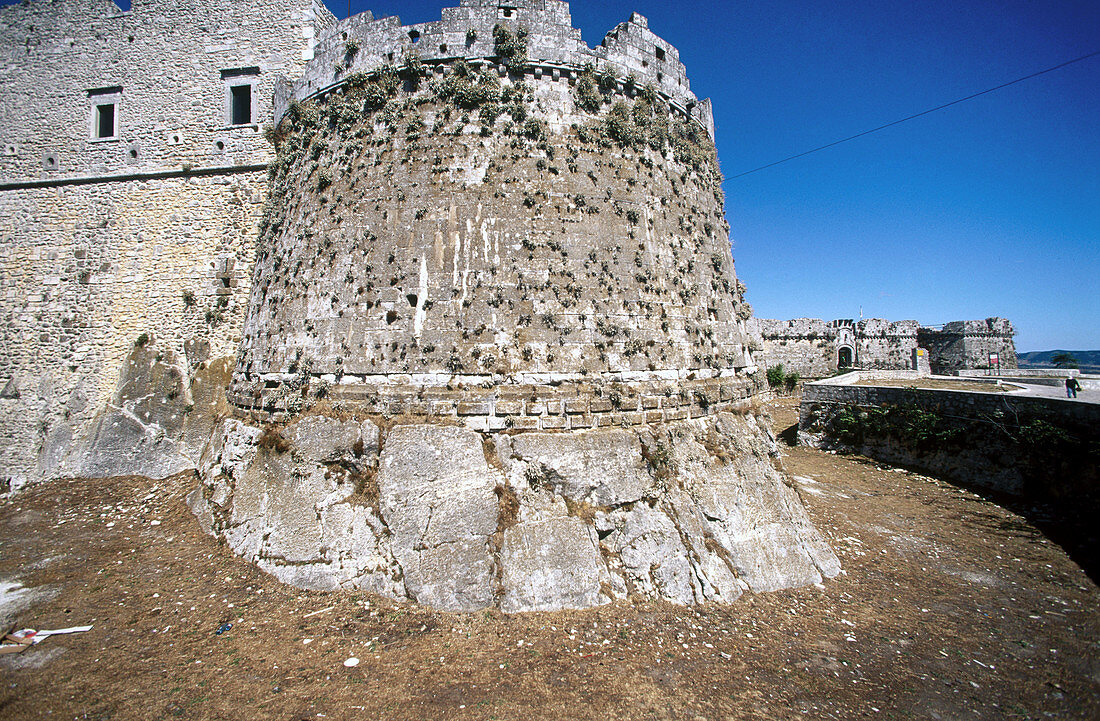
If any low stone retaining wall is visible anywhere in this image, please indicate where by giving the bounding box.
[798,377,1100,507]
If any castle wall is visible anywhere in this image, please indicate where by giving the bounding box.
[918,318,1018,374]
[800,375,1098,504]
[752,316,1014,377]
[854,318,918,370]
[0,0,744,487]
[0,174,263,485]
[0,0,334,488]
[749,318,835,377]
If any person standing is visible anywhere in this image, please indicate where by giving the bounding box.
[1066,377,1081,398]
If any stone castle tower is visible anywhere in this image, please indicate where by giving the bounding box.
[228,1,757,422]
[0,0,838,612]
[190,1,838,612]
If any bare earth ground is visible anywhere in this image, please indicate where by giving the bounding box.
[0,396,1096,720]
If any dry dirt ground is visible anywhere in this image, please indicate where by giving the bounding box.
[0,397,1096,720]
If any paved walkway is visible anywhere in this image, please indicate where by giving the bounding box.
[1007,381,1100,403]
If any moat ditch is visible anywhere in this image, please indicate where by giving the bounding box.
[0,395,1095,720]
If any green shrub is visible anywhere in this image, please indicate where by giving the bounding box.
[574,65,602,113]
[766,364,785,389]
[605,101,643,146]
[431,61,502,109]
[492,24,528,71]
[598,65,618,94]
[829,403,964,453]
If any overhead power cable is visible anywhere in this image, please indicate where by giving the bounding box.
[728,49,1100,179]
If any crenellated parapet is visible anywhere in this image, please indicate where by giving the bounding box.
[279,1,713,139]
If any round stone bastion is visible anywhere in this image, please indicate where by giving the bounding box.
[188,2,840,612]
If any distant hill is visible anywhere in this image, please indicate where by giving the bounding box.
[1017,350,1100,373]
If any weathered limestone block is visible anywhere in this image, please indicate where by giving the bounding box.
[377,424,499,611]
[189,415,396,592]
[666,413,840,592]
[291,415,378,464]
[61,341,196,479]
[318,502,403,598]
[66,410,194,480]
[500,517,605,613]
[600,503,697,604]
[510,429,652,506]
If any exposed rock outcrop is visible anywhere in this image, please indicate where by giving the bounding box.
[189,411,839,612]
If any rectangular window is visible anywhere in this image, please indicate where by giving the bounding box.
[221,67,259,127]
[87,86,122,140]
[230,84,252,125]
[95,103,115,138]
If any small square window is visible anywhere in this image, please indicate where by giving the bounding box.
[655,46,666,61]
[95,103,116,138]
[230,84,252,125]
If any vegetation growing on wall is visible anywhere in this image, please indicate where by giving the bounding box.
[828,403,964,453]
[492,23,528,72]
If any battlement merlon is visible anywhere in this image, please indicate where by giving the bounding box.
[277,1,715,140]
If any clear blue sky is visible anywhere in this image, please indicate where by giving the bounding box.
[12,0,1095,351]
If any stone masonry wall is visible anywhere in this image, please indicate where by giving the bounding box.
[749,318,834,378]
[918,318,1018,374]
[798,376,1099,502]
[0,0,334,489]
[854,318,918,370]
[0,174,261,485]
[288,1,713,139]
[231,14,755,421]
[754,316,1016,378]
[185,2,843,613]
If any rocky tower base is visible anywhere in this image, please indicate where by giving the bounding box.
[188,411,839,612]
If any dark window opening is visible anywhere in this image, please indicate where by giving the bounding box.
[230,84,252,125]
[439,43,448,54]
[500,7,516,19]
[406,294,418,307]
[657,72,663,83]
[386,310,398,325]
[655,46,665,61]
[408,30,420,43]
[95,103,115,138]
